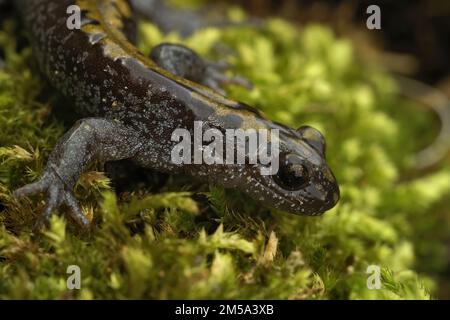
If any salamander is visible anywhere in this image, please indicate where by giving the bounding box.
[13,0,340,230]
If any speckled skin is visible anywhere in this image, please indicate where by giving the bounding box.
[14,0,340,229]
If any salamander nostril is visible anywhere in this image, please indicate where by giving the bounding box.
[326,189,340,209]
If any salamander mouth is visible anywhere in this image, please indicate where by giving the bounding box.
[247,180,302,213]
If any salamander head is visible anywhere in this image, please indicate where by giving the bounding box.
[242,125,340,215]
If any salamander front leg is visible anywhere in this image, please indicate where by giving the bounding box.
[151,43,252,95]
[14,118,142,231]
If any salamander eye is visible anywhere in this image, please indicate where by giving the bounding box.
[274,154,310,191]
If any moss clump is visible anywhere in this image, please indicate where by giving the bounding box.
[0,7,449,299]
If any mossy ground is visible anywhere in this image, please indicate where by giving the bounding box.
[0,4,449,299]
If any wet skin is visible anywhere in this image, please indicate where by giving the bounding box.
[13,0,340,230]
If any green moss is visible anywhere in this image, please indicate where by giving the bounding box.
[0,6,449,300]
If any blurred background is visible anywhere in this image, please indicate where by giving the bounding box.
[232,0,450,87]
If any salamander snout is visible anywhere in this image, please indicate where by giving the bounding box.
[245,125,340,215]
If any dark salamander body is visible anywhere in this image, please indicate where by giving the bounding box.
[14,0,340,229]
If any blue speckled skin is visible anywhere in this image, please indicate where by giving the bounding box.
[14,0,340,230]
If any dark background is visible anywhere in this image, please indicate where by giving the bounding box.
[232,0,450,91]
